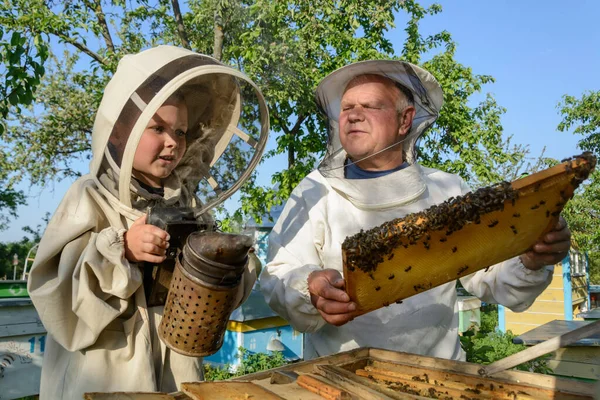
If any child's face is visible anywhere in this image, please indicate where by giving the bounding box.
[133,100,188,188]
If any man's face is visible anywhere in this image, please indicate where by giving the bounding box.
[133,100,188,188]
[339,75,412,170]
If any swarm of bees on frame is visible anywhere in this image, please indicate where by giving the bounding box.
[342,152,596,278]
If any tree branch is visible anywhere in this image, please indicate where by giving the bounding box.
[213,1,225,61]
[290,114,307,135]
[85,0,115,52]
[38,2,108,66]
[170,0,191,50]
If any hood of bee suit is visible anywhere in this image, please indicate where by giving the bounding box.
[316,60,443,172]
[313,60,443,210]
[90,45,269,219]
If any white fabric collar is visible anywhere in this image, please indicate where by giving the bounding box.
[320,152,426,210]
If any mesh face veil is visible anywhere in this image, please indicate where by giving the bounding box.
[315,60,444,176]
[92,46,269,218]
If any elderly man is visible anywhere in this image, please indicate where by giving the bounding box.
[259,60,571,360]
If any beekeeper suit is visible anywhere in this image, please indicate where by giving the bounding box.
[27,46,268,399]
[259,60,564,360]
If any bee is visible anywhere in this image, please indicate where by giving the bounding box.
[388,274,395,280]
[405,266,412,272]
[531,204,540,210]
[395,299,403,304]
[513,213,520,218]
[488,220,499,228]
[457,265,469,275]
[423,242,430,250]
[539,200,546,205]
[452,246,458,253]
[375,286,381,291]
[440,237,447,243]
[387,253,395,261]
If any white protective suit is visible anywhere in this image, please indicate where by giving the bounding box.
[27,46,266,399]
[259,60,553,360]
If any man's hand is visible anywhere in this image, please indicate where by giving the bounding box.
[308,269,357,326]
[124,214,170,264]
[520,216,571,270]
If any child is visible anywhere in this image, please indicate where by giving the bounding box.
[27,46,263,399]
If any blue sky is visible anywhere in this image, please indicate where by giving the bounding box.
[1,0,599,242]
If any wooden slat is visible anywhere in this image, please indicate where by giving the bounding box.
[296,374,352,400]
[84,394,176,400]
[523,300,568,314]
[504,312,564,326]
[550,348,600,365]
[356,368,500,400]
[181,382,283,400]
[513,320,600,346]
[535,288,565,302]
[364,361,548,400]
[231,348,371,381]
[547,360,600,380]
[314,364,420,400]
[366,348,596,397]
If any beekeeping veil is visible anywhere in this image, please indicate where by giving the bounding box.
[90,45,268,218]
[316,60,443,175]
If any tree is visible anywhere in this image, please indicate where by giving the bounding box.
[557,90,600,283]
[0,25,47,229]
[1,0,522,227]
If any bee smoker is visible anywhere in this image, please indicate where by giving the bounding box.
[145,207,253,356]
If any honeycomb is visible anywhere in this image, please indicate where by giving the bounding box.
[342,152,596,316]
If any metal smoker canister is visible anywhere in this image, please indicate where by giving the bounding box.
[158,231,252,356]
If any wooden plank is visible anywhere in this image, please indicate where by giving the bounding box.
[314,364,413,400]
[296,374,353,400]
[506,322,547,336]
[0,321,46,337]
[535,288,565,302]
[504,312,563,326]
[481,320,600,377]
[523,300,568,314]
[355,368,502,400]
[365,360,550,400]
[572,276,587,288]
[84,394,176,400]
[231,348,370,381]
[550,348,600,365]
[181,382,283,400]
[252,377,324,400]
[366,348,596,397]
[546,360,600,380]
[513,320,600,346]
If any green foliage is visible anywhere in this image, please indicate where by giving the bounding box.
[558,91,600,155]
[0,26,48,132]
[479,304,498,334]
[0,233,38,279]
[557,90,600,282]
[0,22,47,227]
[461,307,552,375]
[0,182,26,231]
[2,0,525,230]
[203,347,288,381]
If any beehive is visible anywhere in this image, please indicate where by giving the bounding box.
[342,153,596,316]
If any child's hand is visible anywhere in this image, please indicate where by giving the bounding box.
[124,214,170,263]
